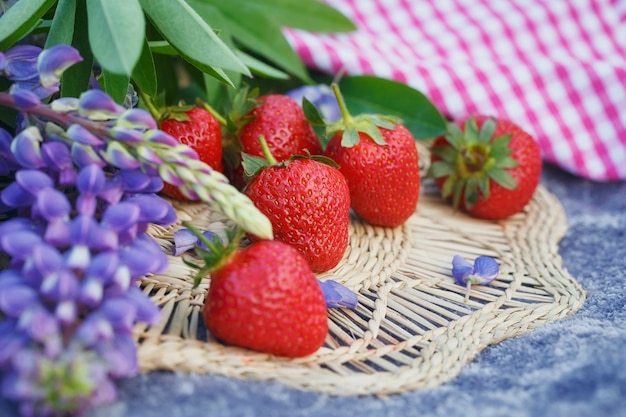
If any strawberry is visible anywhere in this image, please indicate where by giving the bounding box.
[223,91,322,189]
[428,115,542,219]
[159,105,223,200]
[184,225,328,358]
[319,84,421,228]
[243,138,350,273]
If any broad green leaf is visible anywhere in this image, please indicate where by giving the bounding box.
[86,0,145,76]
[139,0,249,77]
[131,39,157,97]
[191,0,310,82]
[101,69,129,104]
[235,50,289,80]
[0,0,57,50]
[338,76,448,140]
[45,0,76,47]
[148,41,177,56]
[221,0,355,33]
[61,0,93,98]
[302,97,326,126]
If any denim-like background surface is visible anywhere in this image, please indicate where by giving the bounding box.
[2,163,625,417]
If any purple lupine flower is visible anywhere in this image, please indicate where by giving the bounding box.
[11,89,41,110]
[10,127,46,169]
[0,127,19,175]
[451,254,500,302]
[77,89,125,120]
[37,44,83,88]
[103,141,141,169]
[317,279,359,309]
[75,164,106,216]
[2,45,40,82]
[172,228,222,256]
[41,141,77,186]
[66,124,105,146]
[287,84,341,123]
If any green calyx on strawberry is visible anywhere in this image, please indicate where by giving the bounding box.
[221,86,323,190]
[182,221,329,358]
[428,115,542,220]
[242,136,350,273]
[307,83,421,228]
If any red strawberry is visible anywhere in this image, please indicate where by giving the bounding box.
[223,92,322,189]
[159,105,223,200]
[321,84,421,228]
[428,115,542,219]
[199,237,328,358]
[243,140,350,273]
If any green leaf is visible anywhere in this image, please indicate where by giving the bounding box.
[139,0,250,77]
[430,145,457,163]
[61,0,94,98]
[86,0,145,76]
[190,0,310,82]
[341,126,360,147]
[478,117,496,143]
[302,97,326,126]
[101,70,129,104]
[338,76,447,140]
[45,0,76,47]
[235,50,289,80]
[241,152,269,178]
[355,119,386,145]
[488,168,518,190]
[229,0,356,32]
[131,39,157,97]
[428,161,456,179]
[0,0,57,50]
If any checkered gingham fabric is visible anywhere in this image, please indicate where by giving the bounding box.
[284,0,626,181]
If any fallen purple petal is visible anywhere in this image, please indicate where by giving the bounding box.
[318,279,358,309]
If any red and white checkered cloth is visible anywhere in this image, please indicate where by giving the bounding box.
[284,0,626,181]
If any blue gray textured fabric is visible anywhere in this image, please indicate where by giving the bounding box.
[1,163,625,417]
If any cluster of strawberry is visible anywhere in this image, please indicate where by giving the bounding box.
[156,85,541,358]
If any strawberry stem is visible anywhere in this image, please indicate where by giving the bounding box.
[331,83,353,125]
[138,89,162,122]
[196,98,228,126]
[258,135,278,165]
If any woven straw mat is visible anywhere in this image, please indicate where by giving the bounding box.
[137,146,586,396]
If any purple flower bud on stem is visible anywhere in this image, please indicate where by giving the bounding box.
[37,44,83,88]
[67,124,105,146]
[78,90,125,120]
[10,126,45,168]
[10,89,41,110]
[117,108,157,130]
[452,254,500,302]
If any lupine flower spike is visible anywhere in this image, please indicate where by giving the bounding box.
[451,255,500,302]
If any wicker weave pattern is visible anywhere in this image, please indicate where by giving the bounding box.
[136,174,585,395]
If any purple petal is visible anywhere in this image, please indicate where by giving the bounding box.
[0,51,7,71]
[136,145,164,165]
[66,124,105,146]
[76,164,105,194]
[9,78,59,99]
[85,252,120,283]
[79,278,103,307]
[0,230,41,259]
[126,286,160,325]
[101,202,140,232]
[0,285,39,317]
[75,314,114,345]
[100,333,138,377]
[318,280,358,309]
[18,305,59,342]
[143,129,179,147]
[117,108,157,130]
[78,90,125,120]
[0,324,29,366]
[55,300,77,324]
[103,141,141,169]
[101,298,137,332]
[119,234,168,278]
[70,142,106,168]
[40,269,79,301]
[172,228,198,255]
[41,141,76,186]
[35,188,71,221]
[451,254,474,285]
[473,256,500,284]
[125,194,171,223]
[98,179,124,205]
[11,89,41,109]
[69,215,102,246]
[10,126,45,168]
[110,126,144,143]
[15,169,54,193]
[37,44,83,88]
[115,169,151,192]
[4,45,40,81]
[64,245,91,270]
[31,243,64,276]
[0,182,34,207]
[44,219,71,247]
